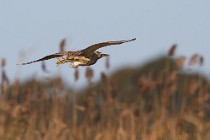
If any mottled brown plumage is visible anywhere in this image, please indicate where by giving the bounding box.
[18,38,136,68]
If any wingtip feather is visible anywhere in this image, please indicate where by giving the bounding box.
[123,38,136,43]
[129,38,136,41]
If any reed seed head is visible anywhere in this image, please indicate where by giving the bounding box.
[189,53,204,66]
[168,44,177,56]
[85,67,94,82]
[60,38,66,52]
[105,56,110,70]
[74,68,79,81]
[1,58,6,68]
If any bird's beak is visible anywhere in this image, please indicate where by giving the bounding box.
[101,54,109,57]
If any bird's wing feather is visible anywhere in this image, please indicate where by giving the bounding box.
[81,38,136,57]
[18,53,64,65]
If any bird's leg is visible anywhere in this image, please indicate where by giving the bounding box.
[56,56,90,67]
[56,57,71,66]
[56,58,63,66]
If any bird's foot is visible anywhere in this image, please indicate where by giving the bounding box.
[56,58,70,66]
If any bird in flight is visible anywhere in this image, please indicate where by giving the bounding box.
[18,38,136,68]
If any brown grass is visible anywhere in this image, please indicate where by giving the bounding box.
[0,46,210,140]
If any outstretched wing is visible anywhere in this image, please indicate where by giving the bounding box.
[81,38,136,57]
[17,53,64,65]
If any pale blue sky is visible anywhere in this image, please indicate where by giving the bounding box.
[1,1,210,86]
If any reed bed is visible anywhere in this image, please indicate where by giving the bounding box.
[0,46,210,140]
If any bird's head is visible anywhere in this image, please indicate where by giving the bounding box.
[95,51,109,58]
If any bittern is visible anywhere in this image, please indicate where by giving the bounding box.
[18,38,136,68]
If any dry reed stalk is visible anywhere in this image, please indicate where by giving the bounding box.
[119,108,136,140]
[100,71,115,103]
[72,91,78,138]
[116,127,128,140]
[75,105,85,112]
[186,79,199,95]
[55,76,63,90]
[100,129,111,140]
[74,127,84,140]
[166,70,177,84]
[182,112,204,140]
[72,68,79,137]
[23,112,39,140]
[149,119,167,140]
[175,56,186,69]
[0,58,9,94]
[163,45,177,95]
[95,133,104,140]
[1,70,9,93]
[203,122,210,139]
[166,44,177,74]
[137,76,156,92]
[165,118,178,140]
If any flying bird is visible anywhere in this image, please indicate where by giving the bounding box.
[18,38,136,68]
